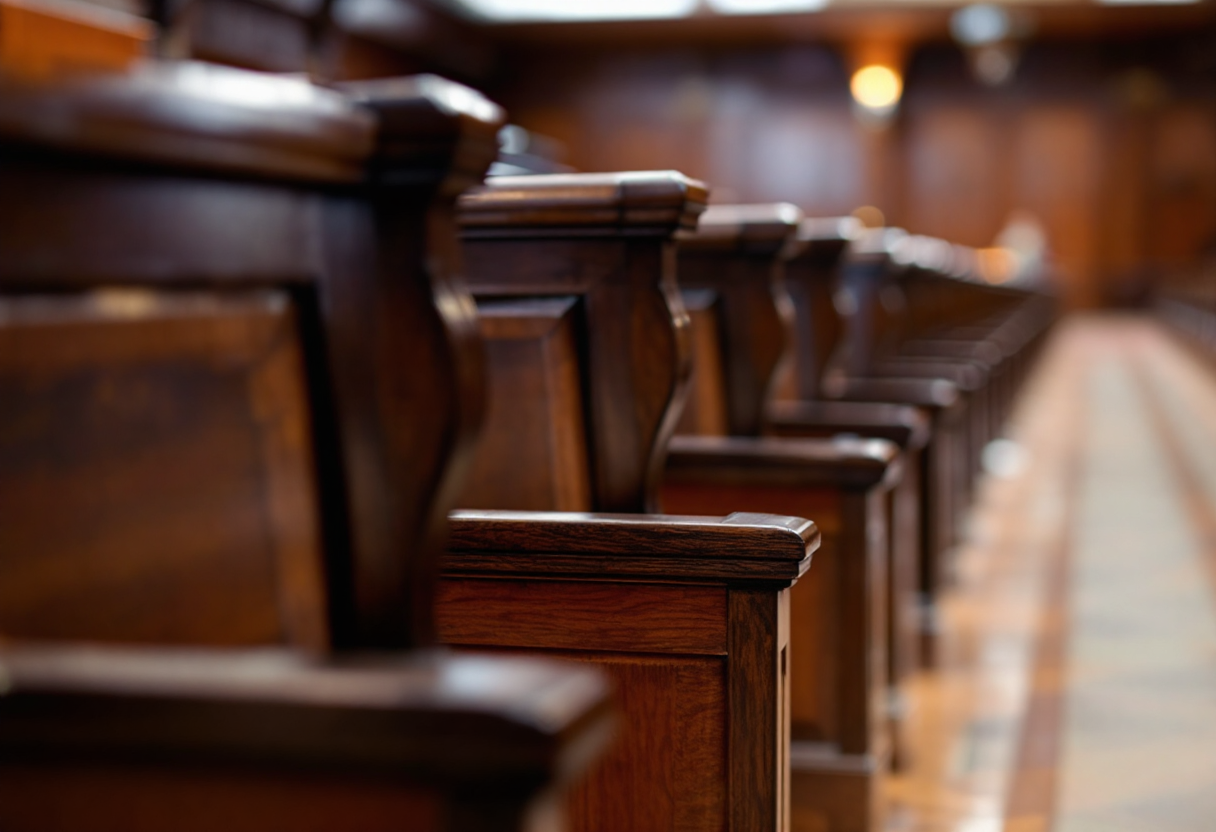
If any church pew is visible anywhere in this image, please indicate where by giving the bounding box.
[893,240,1056,436]
[669,203,928,777]
[451,179,895,832]
[0,61,611,831]
[833,229,993,498]
[440,171,820,832]
[774,218,968,669]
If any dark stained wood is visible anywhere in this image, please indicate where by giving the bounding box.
[659,480,890,832]
[677,202,805,437]
[549,651,728,832]
[729,588,792,832]
[458,171,708,513]
[0,645,615,832]
[441,511,814,832]
[446,510,816,583]
[675,288,731,437]
[0,60,373,183]
[436,579,728,655]
[458,297,591,511]
[673,203,925,796]
[0,62,613,832]
[0,291,327,651]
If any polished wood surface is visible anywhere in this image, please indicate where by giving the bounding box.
[0,291,327,650]
[0,62,613,832]
[671,202,924,829]
[458,170,708,513]
[449,175,830,830]
[442,511,815,832]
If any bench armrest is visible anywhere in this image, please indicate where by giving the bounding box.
[446,509,817,584]
[665,435,900,491]
[0,644,612,787]
[765,400,930,450]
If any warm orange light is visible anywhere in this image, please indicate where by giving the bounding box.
[850,65,903,111]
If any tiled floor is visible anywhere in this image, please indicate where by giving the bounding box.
[882,315,1216,832]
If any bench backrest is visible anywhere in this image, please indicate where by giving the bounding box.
[454,171,708,513]
[674,203,803,437]
[0,64,503,651]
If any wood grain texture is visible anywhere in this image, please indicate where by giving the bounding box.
[677,203,803,437]
[436,579,727,654]
[554,652,729,832]
[459,173,707,512]
[675,289,730,438]
[728,588,791,832]
[666,434,900,490]
[0,66,615,832]
[0,61,373,182]
[659,483,890,802]
[0,291,327,650]
[458,171,708,236]
[458,296,592,511]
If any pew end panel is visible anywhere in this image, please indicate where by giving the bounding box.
[659,435,898,832]
[458,171,709,515]
[441,510,818,832]
[764,399,930,766]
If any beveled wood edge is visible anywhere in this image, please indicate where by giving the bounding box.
[0,60,375,183]
[765,399,931,450]
[457,171,709,235]
[677,202,803,255]
[338,74,506,194]
[0,643,613,782]
[447,509,817,566]
[664,434,901,490]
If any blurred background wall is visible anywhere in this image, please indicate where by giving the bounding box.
[480,14,1214,309]
[102,0,1216,309]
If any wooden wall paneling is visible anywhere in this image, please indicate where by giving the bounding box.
[902,105,1008,247]
[1012,105,1105,308]
[1147,104,1216,267]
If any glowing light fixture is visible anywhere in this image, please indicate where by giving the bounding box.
[850,65,902,115]
[708,0,829,14]
[454,0,698,22]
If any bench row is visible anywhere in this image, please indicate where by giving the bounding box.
[0,61,1053,832]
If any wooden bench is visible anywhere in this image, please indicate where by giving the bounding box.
[670,203,932,773]
[0,61,611,832]
[773,219,968,668]
[438,171,820,832]
[661,203,905,830]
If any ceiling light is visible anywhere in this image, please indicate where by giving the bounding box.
[850,65,902,113]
